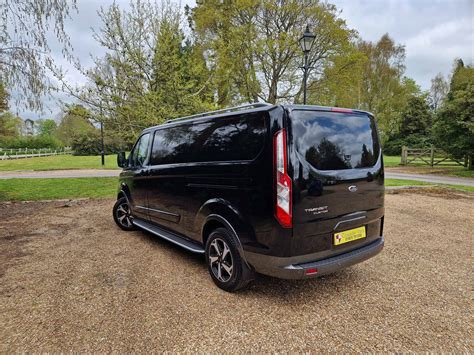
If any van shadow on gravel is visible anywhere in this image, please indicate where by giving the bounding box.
[130,225,359,299]
[133,228,206,265]
[242,268,359,299]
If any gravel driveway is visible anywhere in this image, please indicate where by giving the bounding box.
[0,191,472,352]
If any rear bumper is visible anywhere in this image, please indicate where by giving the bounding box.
[244,237,384,280]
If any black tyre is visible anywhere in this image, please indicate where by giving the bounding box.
[205,227,252,292]
[113,197,136,231]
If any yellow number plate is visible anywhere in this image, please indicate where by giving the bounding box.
[334,226,366,246]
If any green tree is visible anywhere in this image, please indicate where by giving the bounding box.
[149,16,214,116]
[61,1,214,140]
[399,94,432,136]
[56,105,96,145]
[314,34,420,141]
[382,91,433,155]
[432,59,474,167]
[430,73,449,111]
[36,119,58,136]
[0,82,9,112]
[0,112,22,138]
[190,0,355,105]
[310,47,367,108]
[357,34,411,139]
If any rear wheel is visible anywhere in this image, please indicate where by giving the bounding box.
[205,227,252,292]
[113,197,136,231]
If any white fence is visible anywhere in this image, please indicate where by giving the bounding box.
[0,147,73,160]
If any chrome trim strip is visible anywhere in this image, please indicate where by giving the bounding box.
[135,205,180,218]
[186,183,238,190]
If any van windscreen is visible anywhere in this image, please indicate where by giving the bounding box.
[292,110,380,170]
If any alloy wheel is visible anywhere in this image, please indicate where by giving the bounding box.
[116,201,133,228]
[208,238,233,282]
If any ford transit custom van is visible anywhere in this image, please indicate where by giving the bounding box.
[113,103,384,292]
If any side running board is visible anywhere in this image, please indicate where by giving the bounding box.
[133,219,205,254]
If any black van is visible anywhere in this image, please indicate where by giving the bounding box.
[113,103,384,292]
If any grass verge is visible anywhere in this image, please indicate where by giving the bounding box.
[0,154,119,171]
[0,177,118,201]
[385,178,474,192]
[385,178,431,187]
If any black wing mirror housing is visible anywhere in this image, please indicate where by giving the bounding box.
[117,151,127,168]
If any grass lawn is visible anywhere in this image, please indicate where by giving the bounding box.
[0,177,119,201]
[0,154,119,171]
[0,177,471,202]
[383,155,402,167]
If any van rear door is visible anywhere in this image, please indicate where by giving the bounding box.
[289,108,384,256]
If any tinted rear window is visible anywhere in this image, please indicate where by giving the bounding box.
[150,113,265,165]
[292,110,380,170]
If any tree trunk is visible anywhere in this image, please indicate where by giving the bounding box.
[267,77,278,104]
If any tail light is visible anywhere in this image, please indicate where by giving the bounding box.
[274,129,292,228]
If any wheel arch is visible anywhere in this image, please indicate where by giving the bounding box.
[117,182,131,203]
[197,198,256,270]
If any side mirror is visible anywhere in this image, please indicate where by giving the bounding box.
[117,151,127,168]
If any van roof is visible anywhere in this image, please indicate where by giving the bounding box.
[142,104,373,132]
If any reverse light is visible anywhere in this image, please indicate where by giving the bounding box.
[274,129,292,228]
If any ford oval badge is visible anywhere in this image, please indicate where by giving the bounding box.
[348,185,358,192]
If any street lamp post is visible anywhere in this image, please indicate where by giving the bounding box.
[96,80,105,166]
[100,104,105,166]
[299,25,316,105]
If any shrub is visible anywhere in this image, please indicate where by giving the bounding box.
[0,135,64,149]
[383,134,433,156]
[71,131,131,156]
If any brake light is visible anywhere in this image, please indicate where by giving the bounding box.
[274,129,292,228]
[331,107,353,113]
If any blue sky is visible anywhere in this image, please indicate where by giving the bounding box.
[12,0,474,120]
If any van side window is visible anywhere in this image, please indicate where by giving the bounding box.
[199,113,265,162]
[131,133,151,167]
[151,124,205,165]
[150,113,265,165]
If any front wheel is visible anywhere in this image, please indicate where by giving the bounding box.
[205,227,252,292]
[113,197,136,231]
